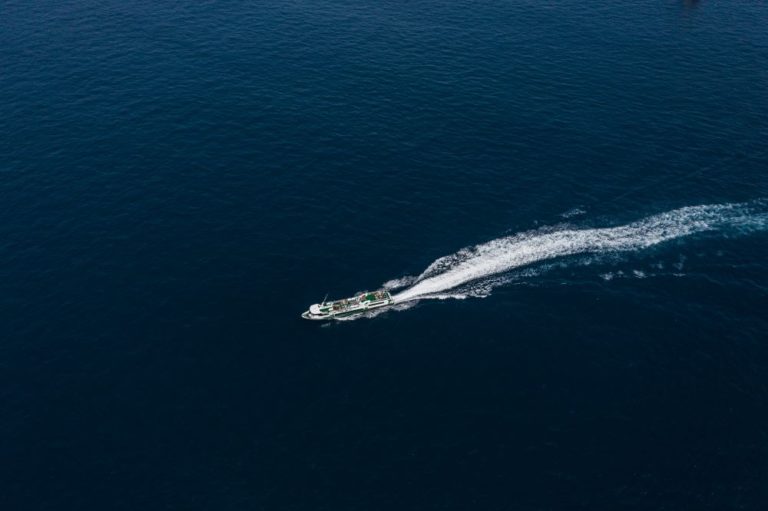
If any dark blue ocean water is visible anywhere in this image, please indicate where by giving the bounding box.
[2,0,768,509]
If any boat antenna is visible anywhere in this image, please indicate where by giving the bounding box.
[321,293,328,306]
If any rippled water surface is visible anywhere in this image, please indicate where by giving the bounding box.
[2,0,768,509]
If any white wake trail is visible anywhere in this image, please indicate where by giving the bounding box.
[392,201,768,303]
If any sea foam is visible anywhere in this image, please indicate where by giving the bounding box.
[392,200,768,303]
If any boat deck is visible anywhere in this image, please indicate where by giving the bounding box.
[303,290,393,320]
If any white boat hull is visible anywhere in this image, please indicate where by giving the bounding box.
[301,290,393,320]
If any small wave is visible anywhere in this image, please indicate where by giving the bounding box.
[561,207,586,219]
[382,276,417,290]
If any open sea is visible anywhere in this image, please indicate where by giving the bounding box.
[2,0,768,509]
